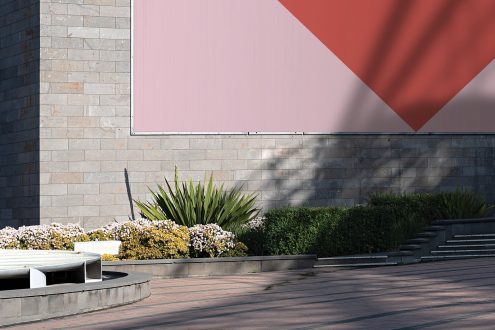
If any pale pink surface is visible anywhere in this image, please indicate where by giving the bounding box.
[133,0,412,133]
[419,60,495,132]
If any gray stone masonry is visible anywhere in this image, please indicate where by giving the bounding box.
[0,0,40,227]
[1,0,495,228]
[0,271,151,327]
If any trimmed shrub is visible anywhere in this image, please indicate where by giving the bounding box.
[260,191,491,257]
[314,205,427,256]
[262,207,346,256]
[368,192,441,220]
[368,190,491,220]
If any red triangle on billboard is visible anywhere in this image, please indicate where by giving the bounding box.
[279,0,495,130]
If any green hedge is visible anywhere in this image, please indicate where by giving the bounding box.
[257,191,490,257]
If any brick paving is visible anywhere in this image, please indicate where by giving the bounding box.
[11,258,495,329]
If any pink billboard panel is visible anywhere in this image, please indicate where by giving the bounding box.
[132,0,495,134]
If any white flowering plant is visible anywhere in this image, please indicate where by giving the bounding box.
[244,216,266,231]
[0,223,89,250]
[0,226,20,249]
[238,216,267,256]
[188,224,237,257]
[0,219,247,259]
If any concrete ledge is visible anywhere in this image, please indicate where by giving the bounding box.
[433,217,495,225]
[103,255,316,278]
[0,271,151,327]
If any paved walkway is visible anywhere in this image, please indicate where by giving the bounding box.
[12,258,495,329]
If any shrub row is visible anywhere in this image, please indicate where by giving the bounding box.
[0,220,247,260]
[244,191,491,257]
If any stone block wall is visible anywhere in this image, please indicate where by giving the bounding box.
[0,0,40,227]
[3,0,495,229]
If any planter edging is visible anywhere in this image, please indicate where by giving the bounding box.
[103,255,316,278]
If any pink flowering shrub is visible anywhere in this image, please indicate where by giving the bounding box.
[0,219,245,259]
[189,224,236,257]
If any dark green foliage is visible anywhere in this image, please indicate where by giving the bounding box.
[369,190,491,220]
[367,192,441,220]
[238,229,265,256]
[261,206,426,257]
[435,189,491,219]
[260,191,490,257]
[261,207,346,256]
[134,168,260,233]
[221,242,249,257]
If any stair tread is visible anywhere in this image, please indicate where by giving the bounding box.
[433,218,495,226]
[438,244,495,248]
[422,254,495,259]
[387,251,414,256]
[314,262,397,268]
[424,226,446,231]
[454,234,495,238]
[447,239,495,243]
[431,249,495,253]
[317,255,388,260]
[407,238,429,243]
[417,232,437,237]
[400,244,422,250]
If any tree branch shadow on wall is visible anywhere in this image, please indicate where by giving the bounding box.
[111,7,495,329]
[255,0,495,211]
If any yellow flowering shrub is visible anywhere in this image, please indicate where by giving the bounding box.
[101,254,120,261]
[118,224,190,260]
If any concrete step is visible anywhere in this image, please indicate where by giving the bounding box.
[399,244,422,251]
[387,250,414,257]
[415,232,438,238]
[437,244,495,250]
[424,225,446,231]
[432,218,495,226]
[316,255,388,266]
[421,254,495,262]
[431,249,495,256]
[406,237,430,244]
[452,234,495,239]
[445,238,495,245]
[314,262,398,268]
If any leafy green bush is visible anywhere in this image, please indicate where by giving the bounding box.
[134,168,260,233]
[261,207,346,256]
[368,192,441,219]
[369,190,491,220]
[436,189,492,219]
[260,191,491,257]
[221,242,249,257]
[238,227,264,256]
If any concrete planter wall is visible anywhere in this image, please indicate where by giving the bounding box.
[0,271,151,327]
[103,255,316,278]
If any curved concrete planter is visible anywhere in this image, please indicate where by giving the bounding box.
[103,255,316,278]
[0,271,151,327]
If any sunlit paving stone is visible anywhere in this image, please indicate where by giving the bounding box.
[8,258,495,329]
